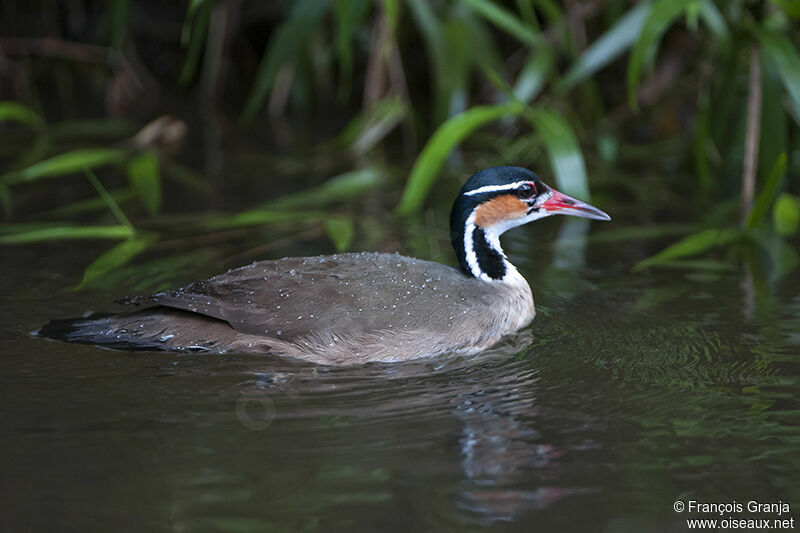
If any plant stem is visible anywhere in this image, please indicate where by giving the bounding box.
[741,46,761,223]
[84,168,134,230]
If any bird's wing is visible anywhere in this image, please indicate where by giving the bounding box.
[138,252,483,341]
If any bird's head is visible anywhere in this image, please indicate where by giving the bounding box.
[450,166,610,280]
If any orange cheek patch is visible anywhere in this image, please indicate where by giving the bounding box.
[474,194,528,227]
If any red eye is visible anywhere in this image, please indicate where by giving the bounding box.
[516,183,535,199]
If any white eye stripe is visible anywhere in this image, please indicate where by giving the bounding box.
[464,181,532,196]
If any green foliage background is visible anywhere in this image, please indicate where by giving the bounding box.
[0,0,798,287]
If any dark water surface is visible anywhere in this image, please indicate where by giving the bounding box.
[2,222,799,531]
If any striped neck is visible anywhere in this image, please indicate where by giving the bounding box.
[453,211,520,283]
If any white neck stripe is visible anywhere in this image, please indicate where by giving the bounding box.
[464,181,531,196]
[463,210,520,283]
[463,212,483,279]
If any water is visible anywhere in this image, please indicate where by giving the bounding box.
[2,221,799,531]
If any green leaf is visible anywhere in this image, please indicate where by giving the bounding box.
[643,258,737,272]
[407,0,448,123]
[759,51,787,180]
[747,153,787,229]
[41,190,135,219]
[335,97,406,150]
[395,101,524,215]
[0,225,134,244]
[442,20,474,116]
[632,228,741,272]
[460,0,541,47]
[333,0,370,101]
[181,0,210,46]
[178,0,211,86]
[527,108,589,199]
[48,119,136,140]
[693,87,712,190]
[769,0,800,18]
[559,2,651,92]
[241,0,330,124]
[0,101,42,128]
[1,148,126,185]
[350,98,408,156]
[766,238,799,280]
[627,0,694,110]
[74,234,156,290]
[0,185,10,216]
[108,0,130,49]
[126,151,161,215]
[514,47,554,103]
[698,0,729,44]
[773,193,799,235]
[263,168,384,210]
[201,210,328,231]
[756,27,800,127]
[590,224,696,243]
[324,217,355,252]
[84,168,134,229]
[530,0,563,24]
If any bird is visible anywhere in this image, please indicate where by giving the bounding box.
[39,166,610,365]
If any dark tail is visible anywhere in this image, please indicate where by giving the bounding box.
[38,310,174,351]
[37,307,249,353]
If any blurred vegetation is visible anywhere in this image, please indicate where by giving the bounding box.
[0,0,798,289]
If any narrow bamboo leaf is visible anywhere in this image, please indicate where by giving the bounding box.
[0,148,126,185]
[263,168,384,210]
[632,228,741,272]
[0,185,10,216]
[757,28,800,127]
[383,0,399,31]
[42,190,135,218]
[324,217,355,252]
[74,234,156,290]
[352,98,408,155]
[460,0,541,47]
[514,47,554,103]
[747,153,787,229]
[515,0,539,29]
[627,0,694,110]
[768,0,800,18]
[108,0,130,49]
[442,20,473,117]
[639,258,737,272]
[333,0,370,100]
[590,224,696,243]
[698,0,729,44]
[759,52,787,180]
[759,236,799,281]
[395,102,524,215]
[241,0,330,124]
[126,151,161,215]
[84,168,134,229]
[48,119,136,140]
[181,0,209,46]
[773,193,799,236]
[559,2,651,92]
[407,0,448,123]
[201,210,327,231]
[0,222,70,234]
[163,163,213,196]
[527,108,589,199]
[0,101,43,128]
[530,0,563,24]
[0,225,134,244]
[178,0,211,86]
[693,87,712,191]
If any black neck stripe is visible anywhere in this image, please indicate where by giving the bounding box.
[472,227,506,280]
